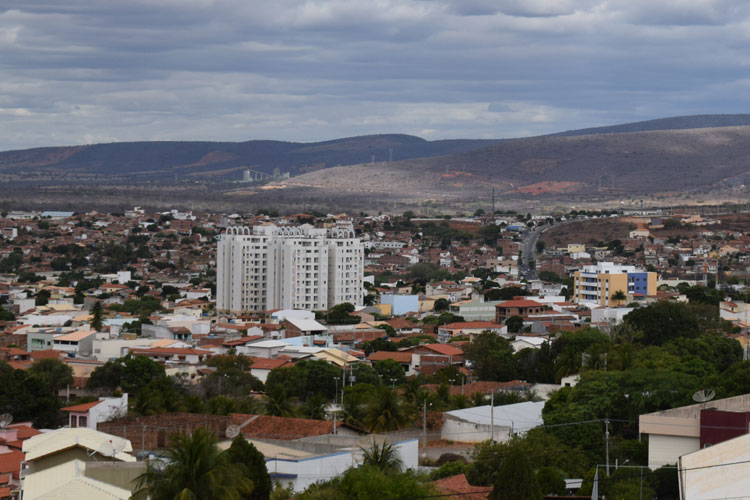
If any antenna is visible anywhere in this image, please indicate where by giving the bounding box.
[226,424,240,439]
[370,155,376,164]
[0,414,12,428]
[692,389,716,408]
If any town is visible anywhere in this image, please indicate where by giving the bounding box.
[0,205,749,499]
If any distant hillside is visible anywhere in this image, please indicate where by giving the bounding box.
[281,125,750,199]
[550,114,750,137]
[0,135,497,181]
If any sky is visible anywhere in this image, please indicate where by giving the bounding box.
[1,0,750,150]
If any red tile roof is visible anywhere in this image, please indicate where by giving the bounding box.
[222,335,264,347]
[61,400,102,412]
[441,321,500,330]
[247,357,293,370]
[0,450,24,479]
[412,344,464,356]
[131,347,212,356]
[433,474,489,499]
[367,351,413,363]
[496,299,543,308]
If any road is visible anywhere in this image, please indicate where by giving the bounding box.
[520,223,548,280]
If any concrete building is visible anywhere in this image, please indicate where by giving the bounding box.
[217,224,364,313]
[21,427,139,500]
[448,298,503,322]
[379,294,419,316]
[639,394,750,468]
[679,432,750,499]
[572,262,657,307]
[441,401,545,443]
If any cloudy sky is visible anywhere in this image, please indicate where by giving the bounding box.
[1,0,750,150]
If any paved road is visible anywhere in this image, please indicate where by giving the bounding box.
[520,224,548,280]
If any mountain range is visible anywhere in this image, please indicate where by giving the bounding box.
[1,114,749,210]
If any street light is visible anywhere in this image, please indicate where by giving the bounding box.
[390,378,397,390]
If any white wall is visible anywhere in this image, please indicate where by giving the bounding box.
[441,419,512,443]
[680,434,750,499]
[648,434,698,469]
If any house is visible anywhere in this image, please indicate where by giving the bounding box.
[441,401,545,443]
[639,393,750,468]
[437,321,505,343]
[367,351,414,374]
[61,394,128,430]
[129,346,212,365]
[282,318,327,338]
[52,329,97,357]
[510,335,548,352]
[495,299,546,323]
[245,356,294,383]
[21,427,141,500]
[0,423,41,496]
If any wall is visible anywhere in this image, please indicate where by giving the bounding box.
[441,417,512,443]
[380,295,419,316]
[648,434,698,469]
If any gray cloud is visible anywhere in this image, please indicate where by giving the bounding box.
[1,0,750,150]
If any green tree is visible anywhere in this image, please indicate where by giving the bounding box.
[0,361,61,428]
[463,333,518,381]
[225,436,273,500]
[361,386,409,433]
[27,358,74,394]
[360,440,403,474]
[87,354,166,395]
[505,315,524,333]
[373,359,406,386]
[611,289,627,306]
[295,466,434,500]
[536,467,565,496]
[484,286,530,301]
[133,428,253,500]
[433,298,450,312]
[489,445,542,500]
[90,301,103,331]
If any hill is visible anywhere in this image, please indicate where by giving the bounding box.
[0,135,497,182]
[280,125,750,201]
[549,114,750,137]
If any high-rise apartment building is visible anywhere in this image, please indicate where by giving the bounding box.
[572,262,657,307]
[217,224,363,313]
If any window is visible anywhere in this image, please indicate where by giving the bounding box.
[78,416,87,427]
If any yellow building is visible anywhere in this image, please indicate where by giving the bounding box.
[573,262,657,307]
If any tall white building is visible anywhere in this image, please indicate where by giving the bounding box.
[217,224,364,312]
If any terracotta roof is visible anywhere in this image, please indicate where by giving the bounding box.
[440,321,500,330]
[247,357,293,370]
[367,351,413,363]
[433,474,489,500]
[413,344,464,356]
[61,400,102,412]
[0,449,24,479]
[8,424,41,440]
[230,414,334,440]
[496,299,543,308]
[223,335,264,347]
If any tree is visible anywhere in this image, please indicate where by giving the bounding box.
[294,466,434,500]
[489,445,542,500]
[360,440,403,474]
[27,358,74,394]
[611,289,627,306]
[0,361,61,428]
[505,315,524,334]
[624,301,730,346]
[433,298,450,312]
[132,428,253,500]
[536,467,565,496]
[373,359,406,386]
[90,301,103,331]
[87,354,166,395]
[484,286,530,301]
[361,386,409,433]
[225,436,272,500]
[535,240,546,254]
[463,333,518,381]
[264,387,297,418]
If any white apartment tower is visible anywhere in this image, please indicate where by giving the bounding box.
[217,224,364,312]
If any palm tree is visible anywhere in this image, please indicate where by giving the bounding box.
[360,440,403,474]
[611,289,627,306]
[264,387,297,418]
[132,428,253,500]
[450,393,472,410]
[361,386,409,433]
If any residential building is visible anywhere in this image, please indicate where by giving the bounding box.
[495,299,546,323]
[61,394,129,430]
[441,401,544,443]
[217,224,364,312]
[21,427,140,500]
[572,262,657,306]
[679,432,750,499]
[380,294,419,316]
[448,299,503,322]
[639,394,750,468]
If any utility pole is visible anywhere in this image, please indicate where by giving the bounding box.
[490,391,495,442]
[605,419,611,476]
[423,399,427,451]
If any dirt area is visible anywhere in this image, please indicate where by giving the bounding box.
[541,218,634,247]
[513,181,584,195]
